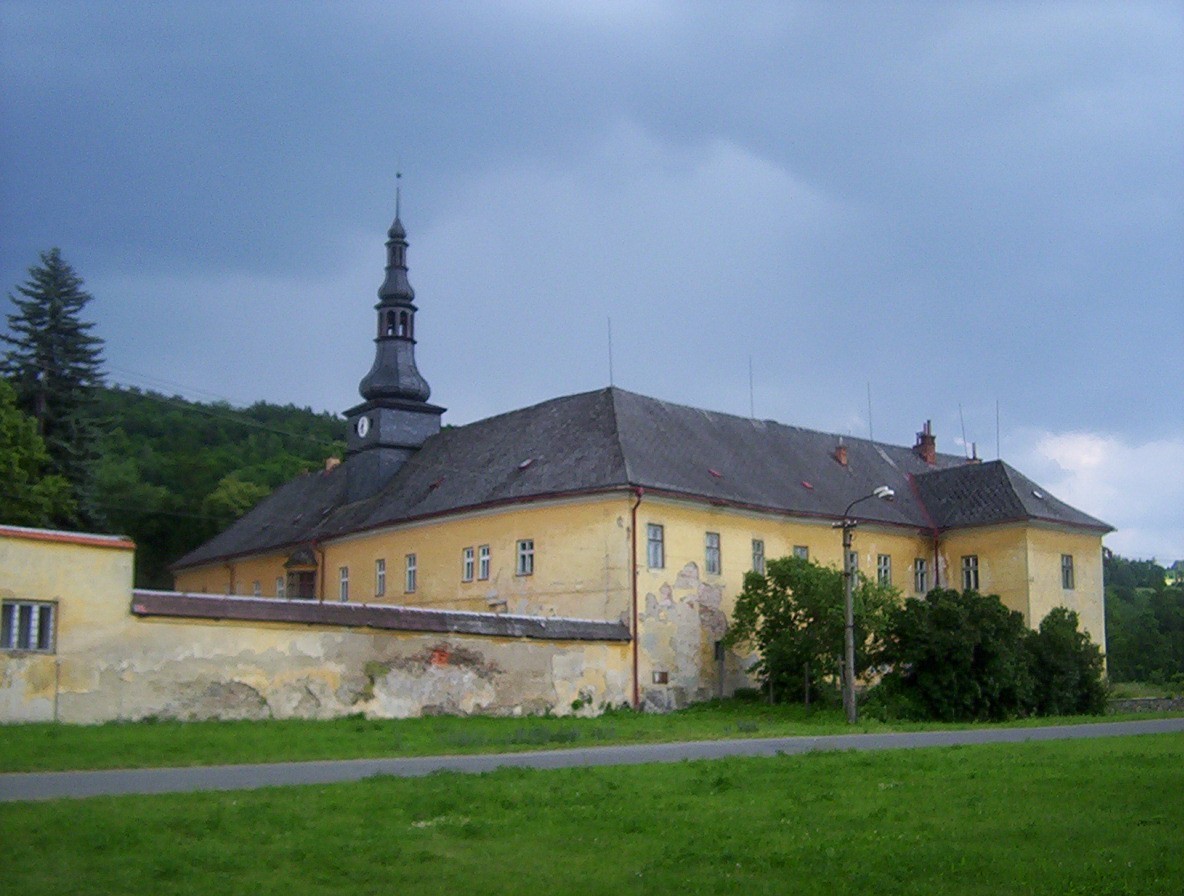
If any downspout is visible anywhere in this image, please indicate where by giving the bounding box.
[907,472,942,590]
[630,487,644,711]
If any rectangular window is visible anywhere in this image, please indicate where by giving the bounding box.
[252,580,261,597]
[1061,554,1075,590]
[847,550,859,574]
[705,532,721,575]
[646,524,665,569]
[516,539,534,576]
[478,545,491,580]
[962,555,979,591]
[793,545,809,560]
[275,576,285,599]
[913,558,927,593]
[375,558,386,597]
[752,539,766,575]
[877,554,892,586]
[1,601,56,652]
[339,566,350,602]
[405,554,417,593]
[462,547,475,582]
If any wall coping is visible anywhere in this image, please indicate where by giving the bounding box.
[131,590,632,643]
[0,524,135,550]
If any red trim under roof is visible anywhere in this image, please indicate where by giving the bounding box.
[0,524,135,550]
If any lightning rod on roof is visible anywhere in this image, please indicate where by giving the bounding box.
[748,355,754,418]
[959,402,969,459]
[607,316,615,387]
[867,382,874,443]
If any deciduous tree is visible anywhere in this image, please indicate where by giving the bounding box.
[725,555,896,704]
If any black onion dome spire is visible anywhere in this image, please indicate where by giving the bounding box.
[358,196,431,403]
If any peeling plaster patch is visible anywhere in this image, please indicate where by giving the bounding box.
[675,562,700,589]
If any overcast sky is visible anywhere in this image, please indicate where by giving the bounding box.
[2,2,1181,560]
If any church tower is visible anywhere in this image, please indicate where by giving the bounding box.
[343,196,444,502]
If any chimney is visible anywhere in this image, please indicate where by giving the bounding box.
[914,420,936,465]
[965,442,981,465]
[834,437,848,467]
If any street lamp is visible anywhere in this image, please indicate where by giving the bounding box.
[836,485,895,723]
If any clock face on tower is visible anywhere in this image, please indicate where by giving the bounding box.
[355,415,370,438]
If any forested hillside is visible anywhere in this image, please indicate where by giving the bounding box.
[1104,552,1184,685]
[91,386,344,587]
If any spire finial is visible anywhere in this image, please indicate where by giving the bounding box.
[395,169,402,219]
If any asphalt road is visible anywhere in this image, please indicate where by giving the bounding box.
[3,717,1181,803]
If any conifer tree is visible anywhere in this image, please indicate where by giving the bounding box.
[2,249,106,527]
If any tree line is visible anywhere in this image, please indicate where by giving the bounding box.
[2,249,344,587]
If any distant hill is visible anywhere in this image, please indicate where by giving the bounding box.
[92,385,345,587]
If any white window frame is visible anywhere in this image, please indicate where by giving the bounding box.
[252,579,262,597]
[793,545,809,560]
[462,547,475,582]
[705,532,721,575]
[516,539,534,576]
[478,545,491,580]
[847,551,859,575]
[275,576,285,599]
[962,555,979,591]
[913,558,927,593]
[877,554,892,586]
[339,566,350,602]
[1,600,56,653]
[405,553,417,593]
[752,538,765,575]
[375,558,386,597]
[646,524,665,569]
[1061,554,1075,590]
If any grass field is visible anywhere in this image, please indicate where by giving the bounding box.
[1,734,1180,895]
[3,700,1177,773]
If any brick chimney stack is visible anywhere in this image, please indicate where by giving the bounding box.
[914,420,936,465]
[834,438,848,467]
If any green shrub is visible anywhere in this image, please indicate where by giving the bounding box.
[1027,607,1107,715]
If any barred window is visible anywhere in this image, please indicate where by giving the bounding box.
[1,601,56,653]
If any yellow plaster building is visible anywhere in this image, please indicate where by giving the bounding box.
[171,207,1112,712]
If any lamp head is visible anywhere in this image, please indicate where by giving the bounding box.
[873,485,895,501]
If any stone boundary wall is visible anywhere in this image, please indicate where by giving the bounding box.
[1107,696,1184,714]
[2,593,632,724]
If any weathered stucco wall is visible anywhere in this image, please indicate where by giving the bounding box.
[1,528,632,724]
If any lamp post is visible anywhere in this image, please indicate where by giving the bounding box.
[837,485,895,724]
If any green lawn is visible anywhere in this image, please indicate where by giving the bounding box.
[3,700,1176,773]
[1,734,1179,895]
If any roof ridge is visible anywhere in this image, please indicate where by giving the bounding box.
[606,386,634,485]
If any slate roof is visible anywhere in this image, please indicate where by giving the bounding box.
[174,387,1111,570]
